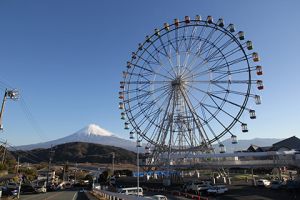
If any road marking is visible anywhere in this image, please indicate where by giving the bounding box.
[72,192,78,200]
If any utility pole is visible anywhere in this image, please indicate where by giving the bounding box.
[47,145,55,185]
[1,140,7,164]
[74,162,78,183]
[16,156,20,174]
[0,89,19,131]
[112,152,115,176]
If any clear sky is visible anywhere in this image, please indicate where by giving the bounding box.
[0,0,299,146]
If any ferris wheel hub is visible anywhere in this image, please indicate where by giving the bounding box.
[171,77,184,87]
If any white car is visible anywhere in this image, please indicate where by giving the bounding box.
[151,195,168,200]
[35,186,47,193]
[207,185,228,194]
[257,179,271,187]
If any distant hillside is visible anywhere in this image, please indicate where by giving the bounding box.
[12,142,136,164]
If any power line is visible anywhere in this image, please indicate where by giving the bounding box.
[0,138,46,163]
[18,96,48,141]
[0,78,48,141]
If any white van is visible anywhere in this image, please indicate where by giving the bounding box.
[118,187,143,196]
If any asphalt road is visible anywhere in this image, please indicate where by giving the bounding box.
[20,190,90,200]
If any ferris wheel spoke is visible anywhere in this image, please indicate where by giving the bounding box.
[179,87,211,146]
[166,33,177,53]
[202,36,235,64]
[131,63,173,80]
[212,55,248,71]
[133,87,172,112]
[138,90,169,125]
[197,25,218,58]
[128,102,156,124]
[133,105,163,139]
[200,102,232,140]
[157,38,178,76]
[197,103,219,145]
[127,86,164,113]
[184,38,228,77]
[181,35,217,73]
[187,26,198,52]
[183,56,227,81]
[145,40,168,58]
[185,51,223,76]
[143,108,162,135]
[212,72,231,81]
[181,26,188,51]
[201,31,227,63]
[125,85,170,103]
[220,46,245,61]
[175,27,179,53]
[211,82,250,97]
[183,89,212,123]
[142,47,177,78]
[212,66,251,75]
[209,92,248,110]
[153,89,174,147]
[207,93,243,123]
[129,93,166,125]
[229,67,253,74]
[126,80,171,85]
[136,50,161,66]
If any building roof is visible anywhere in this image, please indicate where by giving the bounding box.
[259,146,272,152]
[247,145,272,152]
[272,136,300,150]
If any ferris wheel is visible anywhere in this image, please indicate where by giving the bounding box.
[119,15,263,163]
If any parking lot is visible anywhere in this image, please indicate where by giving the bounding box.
[209,184,300,200]
[144,182,300,200]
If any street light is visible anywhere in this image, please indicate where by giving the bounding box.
[0,89,19,131]
[136,134,141,197]
[129,131,141,197]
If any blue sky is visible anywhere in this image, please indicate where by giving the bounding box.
[0,0,299,146]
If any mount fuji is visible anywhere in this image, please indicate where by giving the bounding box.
[16,124,137,151]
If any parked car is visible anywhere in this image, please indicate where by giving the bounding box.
[35,186,47,193]
[6,182,18,190]
[270,180,285,189]
[64,182,72,189]
[207,185,228,194]
[151,195,168,200]
[20,184,37,194]
[257,179,271,187]
[183,181,212,193]
[46,184,57,192]
[1,186,18,197]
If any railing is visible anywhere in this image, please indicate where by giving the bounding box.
[92,189,150,200]
[144,158,300,169]
[92,188,209,200]
[144,187,208,200]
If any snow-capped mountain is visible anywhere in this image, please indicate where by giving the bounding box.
[16,124,137,151]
